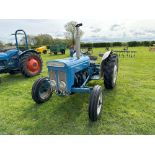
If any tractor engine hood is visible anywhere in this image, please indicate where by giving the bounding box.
[0,49,18,60]
[0,52,8,60]
[47,55,90,70]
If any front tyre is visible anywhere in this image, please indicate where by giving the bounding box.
[89,85,103,121]
[103,53,118,89]
[32,77,52,104]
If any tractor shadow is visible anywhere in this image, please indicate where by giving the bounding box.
[0,73,40,92]
[0,73,28,84]
[0,74,27,91]
[21,93,89,134]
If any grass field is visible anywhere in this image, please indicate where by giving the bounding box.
[0,47,155,135]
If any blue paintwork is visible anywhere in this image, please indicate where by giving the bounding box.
[50,56,90,68]
[0,49,18,60]
[47,55,100,94]
[0,49,20,72]
[71,87,92,93]
[0,52,8,60]
[0,30,34,74]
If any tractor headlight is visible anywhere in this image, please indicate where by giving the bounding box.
[59,81,66,93]
[50,80,56,91]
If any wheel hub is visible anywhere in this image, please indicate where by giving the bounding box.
[97,92,102,115]
[39,82,51,99]
[27,58,40,72]
[113,65,118,84]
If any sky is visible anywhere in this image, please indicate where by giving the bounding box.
[1,19,155,43]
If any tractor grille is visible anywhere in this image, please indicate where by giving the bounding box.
[58,71,66,83]
[50,71,56,81]
[49,71,66,83]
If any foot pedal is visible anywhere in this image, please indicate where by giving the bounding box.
[91,75,100,80]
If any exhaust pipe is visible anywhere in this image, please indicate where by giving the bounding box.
[75,23,82,59]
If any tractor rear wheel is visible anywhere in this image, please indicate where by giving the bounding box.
[20,52,42,77]
[89,85,103,121]
[103,53,118,89]
[32,77,52,104]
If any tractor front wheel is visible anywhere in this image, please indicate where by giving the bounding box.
[89,85,103,121]
[20,52,42,77]
[32,77,52,104]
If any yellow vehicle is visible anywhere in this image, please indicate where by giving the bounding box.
[35,46,48,54]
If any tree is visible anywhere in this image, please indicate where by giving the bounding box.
[20,35,36,47]
[128,41,140,47]
[112,42,122,47]
[64,21,83,46]
[0,41,4,48]
[141,41,150,46]
[34,34,54,46]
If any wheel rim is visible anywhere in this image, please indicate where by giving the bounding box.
[39,81,51,100]
[26,57,41,74]
[97,91,102,115]
[113,65,117,84]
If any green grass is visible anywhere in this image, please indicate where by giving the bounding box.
[0,47,155,135]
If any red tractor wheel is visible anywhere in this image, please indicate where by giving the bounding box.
[20,52,43,77]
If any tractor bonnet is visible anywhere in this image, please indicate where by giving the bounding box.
[0,49,18,60]
[47,55,90,69]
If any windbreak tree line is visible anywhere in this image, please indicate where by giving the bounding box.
[81,41,155,48]
[1,38,155,49]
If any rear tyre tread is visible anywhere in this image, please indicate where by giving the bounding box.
[103,53,118,89]
[20,52,43,77]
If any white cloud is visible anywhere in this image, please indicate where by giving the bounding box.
[1,19,155,43]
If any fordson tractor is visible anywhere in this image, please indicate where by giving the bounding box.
[0,30,42,77]
[32,24,118,121]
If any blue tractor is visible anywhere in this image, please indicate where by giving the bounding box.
[0,30,42,77]
[32,24,118,121]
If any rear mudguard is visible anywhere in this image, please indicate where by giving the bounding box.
[100,51,112,77]
[19,49,39,57]
[102,51,112,61]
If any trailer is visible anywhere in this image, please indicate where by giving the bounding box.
[49,43,66,55]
